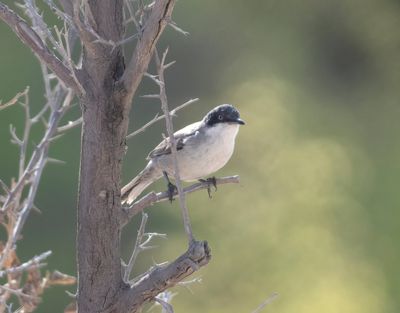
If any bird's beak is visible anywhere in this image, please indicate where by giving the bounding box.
[235,118,245,125]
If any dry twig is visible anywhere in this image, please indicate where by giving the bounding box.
[121,175,240,224]
[126,98,199,139]
[251,293,279,313]
[151,48,194,242]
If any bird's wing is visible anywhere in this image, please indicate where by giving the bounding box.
[146,121,201,160]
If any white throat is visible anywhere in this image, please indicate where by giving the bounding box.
[206,122,240,143]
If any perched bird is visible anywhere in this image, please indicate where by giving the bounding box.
[121,104,245,205]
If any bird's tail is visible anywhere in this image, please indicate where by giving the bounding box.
[121,161,163,205]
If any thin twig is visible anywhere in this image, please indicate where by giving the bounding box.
[251,293,279,313]
[121,175,240,225]
[0,88,73,270]
[120,0,176,104]
[0,285,40,301]
[155,48,194,242]
[168,20,189,36]
[124,0,142,36]
[18,90,31,178]
[126,98,199,140]
[0,2,80,91]
[0,251,52,278]
[57,116,82,133]
[124,213,148,282]
[177,277,202,294]
[0,87,29,111]
[155,296,174,313]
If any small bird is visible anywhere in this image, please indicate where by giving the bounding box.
[121,104,245,205]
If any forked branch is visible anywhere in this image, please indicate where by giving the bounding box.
[0,2,81,92]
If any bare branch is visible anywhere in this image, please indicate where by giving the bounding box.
[18,90,31,178]
[126,98,199,140]
[0,2,81,92]
[0,87,29,111]
[57,117,82,133]
[121,176,240,225]
[123,213,148,282]
[45,270,76,286]
[155,48,193,242]
[0,285,40,301]
[141,94,160,99]
[118,240,211,312]
[0,87,74,274]
[0,178,10,195]
[168,20,189,36]
[0,251,52,279]
[155,296,174,313]
[43,0,74,26]
[121,0,176,104]
[251,293,279,313]
[124,0,142,36]
[9,124,23,146]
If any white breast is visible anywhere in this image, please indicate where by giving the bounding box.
[154,123,240,181]
[179,123,240,180]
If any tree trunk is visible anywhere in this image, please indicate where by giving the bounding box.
[77,92,129,312]
[76,2,129,311]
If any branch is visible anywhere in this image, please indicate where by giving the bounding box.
[156,296,174,313]
[121,0,176,104]
[0,2,80,92]
[123,213,148,282]
[0,85,75,310]
[56,117,82,133]
[251,293,279,313]
[126,98,199,140]
[0,88,28,111]
[151,48,193,242]
[118,240,211,312]
[121,176,240,225]
[0,251,51,279]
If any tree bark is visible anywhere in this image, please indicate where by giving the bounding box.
[75,1,175,312]
[77,94,129,312]
[76,1,128,311]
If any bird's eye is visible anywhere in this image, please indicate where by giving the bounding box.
[218,114,223,120]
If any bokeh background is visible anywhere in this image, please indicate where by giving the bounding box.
[1,0,400,312]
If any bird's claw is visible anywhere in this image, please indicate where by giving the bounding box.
[199,177,217,199]
[167,182,177,203]
[163,171,177,203]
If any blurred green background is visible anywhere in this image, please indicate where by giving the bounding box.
[1,0,400,312]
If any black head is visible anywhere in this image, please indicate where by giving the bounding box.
[203,104,245,127]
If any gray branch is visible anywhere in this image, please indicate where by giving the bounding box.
[117,240,211,312]
[0,2,81,92]
[121,0,176,105]
[154,48,194,242]
[126,98,199,140]
[121,175,240,225]
[123,213,148,282]
[0,251,52,279]
[0,79,75,310]
[251,293,279,313]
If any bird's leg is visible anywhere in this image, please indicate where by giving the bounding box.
[199,176,217,198]
[163,171,177,203]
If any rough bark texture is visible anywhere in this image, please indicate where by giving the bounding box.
[76,1,127,310]
[75,1,176,312]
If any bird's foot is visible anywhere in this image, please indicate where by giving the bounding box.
[199,176,217,198]
[163,171,177,203]
[166,182,177,203]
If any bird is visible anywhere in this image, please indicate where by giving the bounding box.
[121,104,245,205]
